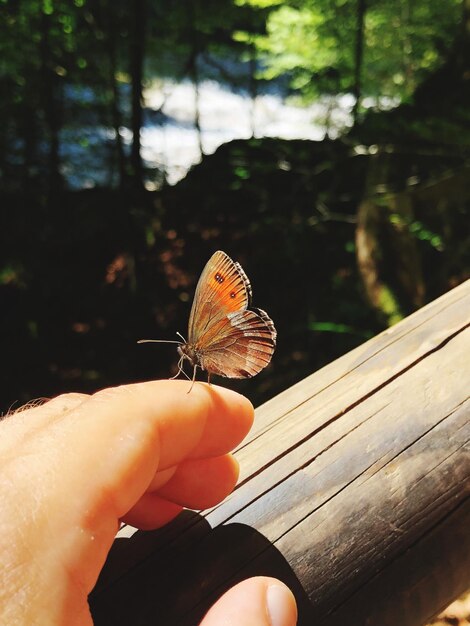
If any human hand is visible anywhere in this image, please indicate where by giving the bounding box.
[0,381,297,626]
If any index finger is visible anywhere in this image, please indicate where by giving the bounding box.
[77,380,253,520]
[5,380,253,524]
[87,380,254,469]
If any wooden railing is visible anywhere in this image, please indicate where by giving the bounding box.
[90,279,470,626]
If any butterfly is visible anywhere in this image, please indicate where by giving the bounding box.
[139,251,276,390]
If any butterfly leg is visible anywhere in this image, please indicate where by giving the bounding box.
[169,355,187,380]
[180,367,191,381]
[207,372,211,386]
[187,364,198,393]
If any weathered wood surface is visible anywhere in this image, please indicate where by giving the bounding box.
[90,280,470,626]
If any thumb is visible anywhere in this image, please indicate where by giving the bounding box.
[200,577,297,626]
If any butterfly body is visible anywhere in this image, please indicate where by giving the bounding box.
[140,251,276,386]
[177,343,200,371]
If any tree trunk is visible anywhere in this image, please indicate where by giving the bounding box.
[400,0,414,90]
[40,8,62,199]
[187,0,203,157]
[355,150,425,325]
[191,59,203,157]
[21,99,38,188]
[107,10,127,189]
[248,48,257,138]
[352,0,366,124]
[130,0,145,189]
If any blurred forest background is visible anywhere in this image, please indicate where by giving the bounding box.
[1,0,469,413]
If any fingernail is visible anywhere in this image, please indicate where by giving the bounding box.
[266,584,295,626]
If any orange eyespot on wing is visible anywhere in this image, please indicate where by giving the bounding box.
[210,263,249,310]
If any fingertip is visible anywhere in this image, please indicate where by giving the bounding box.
[200,576,297,626]
[266,580,298,626]
[211,384,255,427]
[189,384,254,459]
[194,382,254,421]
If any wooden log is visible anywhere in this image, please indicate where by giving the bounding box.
[90,280,470,626]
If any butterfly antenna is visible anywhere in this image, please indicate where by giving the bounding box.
[137,339,183,344]
[176,331,187,343]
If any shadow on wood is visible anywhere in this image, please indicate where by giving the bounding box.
[90,513,313,625]
[90,280,470,625]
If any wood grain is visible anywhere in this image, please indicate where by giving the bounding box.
[90,279,470,626]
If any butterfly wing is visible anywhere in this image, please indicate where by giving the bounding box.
[200,308,277,378]
[187,251,276,378]
[188,250,252,345]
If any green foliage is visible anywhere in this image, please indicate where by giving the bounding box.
[309,321,373,338]
[238,0,462,103]
[389,213,444,251]
[377,284,404,326]
[143,0,266,82]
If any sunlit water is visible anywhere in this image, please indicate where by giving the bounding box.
[63,80,355,189]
